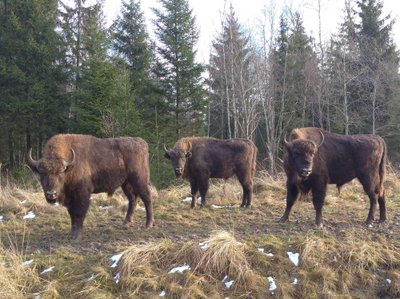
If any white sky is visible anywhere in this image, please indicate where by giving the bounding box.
[101,0,400,63]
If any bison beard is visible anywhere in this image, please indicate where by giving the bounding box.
[27,134,155,239]
[164,137,257,208]
[279,127,387,227]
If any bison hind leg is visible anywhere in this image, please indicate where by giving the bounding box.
[122,183,138,224]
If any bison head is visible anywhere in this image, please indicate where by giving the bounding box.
[27,149,75,204]
[164,143,192,178]
[284,131,324,178]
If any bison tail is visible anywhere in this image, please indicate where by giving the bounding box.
[252,145,257,178]
[378,139,387,198]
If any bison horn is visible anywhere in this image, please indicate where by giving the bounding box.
[283,135,289,147]
[187,141,192,153]
[64,149,75,166]
[163,144,169,153]
[27,148,39,168]
[316,131,325,147]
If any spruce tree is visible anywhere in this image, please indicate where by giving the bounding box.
[153,0,207,139]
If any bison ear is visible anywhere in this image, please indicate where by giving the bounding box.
[185,151,192,158]
[164,151,171,160]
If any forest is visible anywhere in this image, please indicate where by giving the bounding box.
[1,0,399,187]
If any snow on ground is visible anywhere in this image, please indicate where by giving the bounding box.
[257,248,274,257]
[199,242,209,250]
[159,290,166,297]
[22,211,36,220]
[22,259,34,266]
[40,266,54,275]
[110,253,123,268]
[222,275,234,289]
[169,264,191,274]
[211,204,239,209]
[268,276,277,291]
[287,252,299,266]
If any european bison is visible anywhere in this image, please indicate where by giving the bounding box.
[164,137,257,208]
[279,127,387,227]
[27,134,155,239]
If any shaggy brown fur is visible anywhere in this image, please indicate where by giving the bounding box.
[165,137,257,208]
[279,127,387,227]
[28,134,154,239]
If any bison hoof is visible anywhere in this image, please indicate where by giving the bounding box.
[70,230,82,240]
[315,223,324,229]
[145,220,155,228]
[378,218,387,224]
[123,219,132,225]
[277,216,288,223]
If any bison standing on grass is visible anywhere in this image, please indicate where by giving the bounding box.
[27,134,155,239]
[279,127,387,227]
[164,137,257,208]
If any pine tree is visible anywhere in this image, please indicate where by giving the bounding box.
[0,0,66,165]
[153,0,207,139]
[110,0,151,102]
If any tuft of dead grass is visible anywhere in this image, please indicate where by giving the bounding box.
[115,240,173,296]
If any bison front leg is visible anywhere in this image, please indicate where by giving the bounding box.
[190,181,199,209]
[68,198,90,240]
[198,178,209,208]
[278,181,300,223]
[311,184,327,228]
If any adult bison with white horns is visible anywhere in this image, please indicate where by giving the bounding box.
[27,134,155,239]
[279,127,387,227]
[164,137,257,208]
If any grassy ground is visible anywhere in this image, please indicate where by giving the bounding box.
[1,172,400,298]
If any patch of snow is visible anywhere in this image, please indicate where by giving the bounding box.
[211,204,239,209]
[113,272,120,284]
[0,215,3,222]
[51,202,59,206]
[169,264,191,274]
[268,276,277,291]
[34,295,41,299]
[224,280,234,289]
[292,277,299,285]
[258,248,274,257]
[40,266,54,275]
[99,205,114,210]
[159,290,166,297]
[333,255,337,262]
[199,242,209,250]
[386,279,392,285]
[368,224,373,228]
[20,199,27,204]
[87,273,95,281]
[22,259,34,266]
[222,275,234,288]
[23,211,36,220]
[287,252,299,266]
[181,197,192,202]
[136,206,146,211]
[110,253,123,268]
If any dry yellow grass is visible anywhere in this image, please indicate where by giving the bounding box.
[0,170,399,298]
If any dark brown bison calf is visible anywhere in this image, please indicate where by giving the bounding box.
[279,127,386,227]
[164,137,257,208]
[27,134,155,239]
